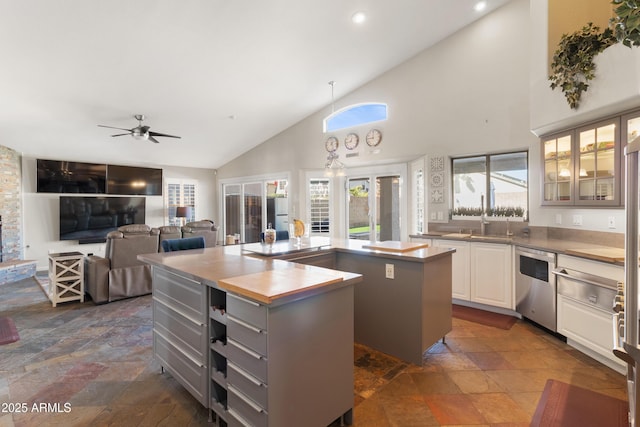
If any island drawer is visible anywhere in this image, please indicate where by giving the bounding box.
[227,338,268,384]
[153,268,206,322]
[228,385,268,427]
[227,315,267,355]
[227,293,267,330]
[227,361,268,409]
[153,300,207,360]
[153,332,207,406]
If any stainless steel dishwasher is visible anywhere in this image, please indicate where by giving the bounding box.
[515,247,557,331]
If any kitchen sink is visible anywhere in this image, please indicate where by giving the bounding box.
[469,235,513,242]
[443,233,472,238]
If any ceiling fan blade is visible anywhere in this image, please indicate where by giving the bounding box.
[148,131,181,139]
[98,124,132,131]
[148,135,160,144]
[110,133,131,137]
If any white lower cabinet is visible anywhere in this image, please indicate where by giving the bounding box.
[433,240,470,300]
[433,239,512,309]
[555,254,624,372]
[470,242,513,309]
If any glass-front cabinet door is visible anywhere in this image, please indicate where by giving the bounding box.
[543,131,573,205]
[575,119,620,206]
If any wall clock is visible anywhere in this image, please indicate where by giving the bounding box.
[325,136,339,152]
[365,129,382,147]
[344,133,359,150]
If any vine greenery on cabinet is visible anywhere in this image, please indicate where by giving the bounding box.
[549,22,616,110]
[611,0,640,47]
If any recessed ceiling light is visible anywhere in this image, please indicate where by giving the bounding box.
[474,1,487,12]
[352,11,366,24]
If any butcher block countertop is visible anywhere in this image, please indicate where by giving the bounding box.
[218,265,348,304]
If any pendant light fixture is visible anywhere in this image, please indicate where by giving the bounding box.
[324,80,345,176]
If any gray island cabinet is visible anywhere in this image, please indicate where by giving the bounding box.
[139,249,361,427]
[139,238,454,426]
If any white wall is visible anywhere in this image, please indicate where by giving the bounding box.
[216,0,539,234]
[215,0,636,236]
[22,156,216,270]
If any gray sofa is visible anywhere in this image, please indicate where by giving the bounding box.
[85,224,160,304]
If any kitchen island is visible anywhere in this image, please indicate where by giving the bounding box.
[242,238,455,364]
[139,238,454,425]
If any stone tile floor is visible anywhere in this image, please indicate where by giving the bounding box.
[0,277,628,426]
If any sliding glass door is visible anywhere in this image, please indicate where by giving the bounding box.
[222,177,289,244]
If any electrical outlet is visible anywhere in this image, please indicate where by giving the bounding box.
[385,264,394,279]
[437,211,444,221]
[555,214,562,224]
[430,211,437,220]
[572,215,582,226]
[608,216,616,229]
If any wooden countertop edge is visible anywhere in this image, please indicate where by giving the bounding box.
[218,274,361,305]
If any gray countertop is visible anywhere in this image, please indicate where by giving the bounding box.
[413,233,625,265]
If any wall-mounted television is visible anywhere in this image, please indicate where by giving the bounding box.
[107,165,162,196]
[37,159,107,193]
[59,196,146,243]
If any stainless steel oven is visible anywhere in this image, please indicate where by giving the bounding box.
[515,247,557,332]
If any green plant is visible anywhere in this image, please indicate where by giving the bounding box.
[549,22,616,109]
[611,0,640,47]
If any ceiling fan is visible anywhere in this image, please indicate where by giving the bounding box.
[98,114,181,144]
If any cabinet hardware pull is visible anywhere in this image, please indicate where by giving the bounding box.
[153,330,205,368]
[228,315,265,334]
[153,297,205,326]
[228,338,264,360]
[229,385,265,413]
[228,408,253,426]
[228,293,261,307]
[161,269,201,285]
[228,362,264,387]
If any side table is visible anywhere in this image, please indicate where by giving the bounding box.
[47,251,84,307]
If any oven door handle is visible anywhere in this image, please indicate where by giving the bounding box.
[551,268,613,289]
[612,312,635,365]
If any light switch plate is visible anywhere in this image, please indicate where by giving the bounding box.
[385,264,394,279]
[608,216,616,229]
[572,215,582,226]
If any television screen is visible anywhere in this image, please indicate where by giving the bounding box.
[107,165,162,196]
[59,196,146,242]
[37,159,107,193]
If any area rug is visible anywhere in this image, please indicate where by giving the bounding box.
[0,316,20,345]
[452,304,517,330]
[531,379,629,427]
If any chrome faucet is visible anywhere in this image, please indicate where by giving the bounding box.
[480,194,489,235]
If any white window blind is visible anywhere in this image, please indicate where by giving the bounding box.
[309,179,330,234]
[167,181,196,225]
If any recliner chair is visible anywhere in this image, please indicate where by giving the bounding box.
[85,224,160,304]
[181,220,218,247]
[158,225,182,252]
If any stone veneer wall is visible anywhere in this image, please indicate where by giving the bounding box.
[0,145,22,261]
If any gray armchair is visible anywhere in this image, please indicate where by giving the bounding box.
[85,224,159,304]
[181,220,218,247]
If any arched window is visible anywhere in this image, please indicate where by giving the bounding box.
[323,102,388,132]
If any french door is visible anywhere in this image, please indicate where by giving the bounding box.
[347,171,403,242]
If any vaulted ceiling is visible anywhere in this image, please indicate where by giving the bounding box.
[0,0,511,169]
